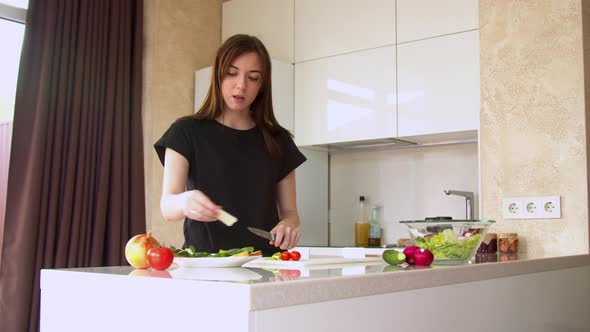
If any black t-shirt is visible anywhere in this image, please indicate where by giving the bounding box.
[154,118,306,255]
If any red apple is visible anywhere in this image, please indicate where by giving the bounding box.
[413,248,434,266]
[402,246,420,264]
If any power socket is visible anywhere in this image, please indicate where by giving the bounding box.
[502,196,561,219]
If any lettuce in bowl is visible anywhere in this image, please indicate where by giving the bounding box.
[415,229,482,261]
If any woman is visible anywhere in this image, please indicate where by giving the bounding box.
[154,34,306,255]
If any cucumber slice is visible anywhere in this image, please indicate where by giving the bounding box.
[218,210,238,226]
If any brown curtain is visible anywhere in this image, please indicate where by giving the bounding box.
[0,0,145,331]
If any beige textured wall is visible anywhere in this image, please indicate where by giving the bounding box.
[480,0,589,256]
[143,0,223,246]
[584,0,590,254]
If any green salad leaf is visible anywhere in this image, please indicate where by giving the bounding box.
[415,229,481,260]
[170,246,255,258]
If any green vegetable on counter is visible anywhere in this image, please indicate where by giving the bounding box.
[382,250,407,265]
[415,229,481,260]
[264,252,282,261]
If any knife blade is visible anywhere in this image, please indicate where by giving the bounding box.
[247,227,275,241]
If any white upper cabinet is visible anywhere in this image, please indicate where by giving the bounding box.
[397,0,479,44]
[222,0,294,63]
[194,66,212,112]
[295,0,396,63]
[269,60,294,133]
[294,46,396,146]
[194,60,294,133]
[397,31,480,138]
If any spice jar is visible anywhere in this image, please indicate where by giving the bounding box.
[498,233,519,253]
[477,233,498,253]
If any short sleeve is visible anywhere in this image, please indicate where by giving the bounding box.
[277,132,307,181]
[154,119,194,166]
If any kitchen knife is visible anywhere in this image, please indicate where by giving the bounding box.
[247,227,275,241]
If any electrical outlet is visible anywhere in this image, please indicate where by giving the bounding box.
[536,196,561,218]
[503,198,524,219]
[503,196,561,219]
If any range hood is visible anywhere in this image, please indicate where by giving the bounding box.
[317,137,417,153]
[306,130,479,154]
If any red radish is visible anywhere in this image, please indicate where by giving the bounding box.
[462,230,475,237]
[413,248,434,266]
[402,246,420,264]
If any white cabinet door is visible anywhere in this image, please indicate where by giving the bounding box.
[194,60,294,133]
[194,66,212,112]
[294,46,396,146]
[271,60,294,133]
[296,147,329,246]
[397,31,480,138]
[397,0,479,44]
[295,0,396,62]
[222,0,294,63]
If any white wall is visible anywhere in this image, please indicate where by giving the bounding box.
[330,143,478,246]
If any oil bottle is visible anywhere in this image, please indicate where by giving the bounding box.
[354,196,369,247]
[368,206,382,247]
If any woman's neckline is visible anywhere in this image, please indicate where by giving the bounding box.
[212,119,257,133]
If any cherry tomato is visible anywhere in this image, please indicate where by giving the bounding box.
[289,250,301,261]
[280,251,291,261]
[147,247,174,270]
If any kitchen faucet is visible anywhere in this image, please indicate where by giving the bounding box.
[444,190,475,220]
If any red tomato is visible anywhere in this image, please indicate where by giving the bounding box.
[280,251,291,261]
[147,247,174,270]
[289,251,301,261]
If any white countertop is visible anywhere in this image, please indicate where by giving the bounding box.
[41,251,590,311]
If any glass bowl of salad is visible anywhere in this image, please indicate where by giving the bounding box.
[400,218,496,265]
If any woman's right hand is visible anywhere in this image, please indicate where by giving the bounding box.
[182,190,222,222]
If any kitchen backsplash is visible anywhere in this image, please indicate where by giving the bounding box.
[329,142,478,246]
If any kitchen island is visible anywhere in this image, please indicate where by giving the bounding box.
[40,251,590,332]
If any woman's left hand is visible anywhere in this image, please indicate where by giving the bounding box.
[270,218,301,250]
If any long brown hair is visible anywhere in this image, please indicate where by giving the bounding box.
[192,34,290,159]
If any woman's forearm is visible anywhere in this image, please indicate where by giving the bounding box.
[160,192,189,222]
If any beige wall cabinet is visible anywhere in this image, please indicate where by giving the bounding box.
[294,0,396,62]
[294,46,397,146]
[222,0,294,63]
[396,0,479,44]
[397,31,480,138]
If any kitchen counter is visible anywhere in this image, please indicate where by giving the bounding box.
[40,251,590,332]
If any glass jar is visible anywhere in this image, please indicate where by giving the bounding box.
[477,233,498,253]
[498,233,518,253]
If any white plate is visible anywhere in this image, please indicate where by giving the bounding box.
[173,255,260,268]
